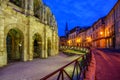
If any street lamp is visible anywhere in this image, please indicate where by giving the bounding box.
[67,40,71,46]
[100,31,103,35]
[19,42,22,47]
[76,38,81,43]
[86,37,92,42]
[76,38,81,47]
[18,42,22,56]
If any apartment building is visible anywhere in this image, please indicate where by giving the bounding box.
[61,0,120,49]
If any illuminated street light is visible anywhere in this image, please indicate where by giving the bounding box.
[19,42,22,47]
[100,31,103,35]
[67,40,71,46]
[86,37,92,42]
[76,38,81,43]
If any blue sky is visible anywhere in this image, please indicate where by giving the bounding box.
[42,0,118,36]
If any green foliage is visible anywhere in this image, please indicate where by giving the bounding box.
[63,49,86,56]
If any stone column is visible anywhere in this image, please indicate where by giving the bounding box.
[43,26,48,58]
[42,6,45,23]
[52,30,56,56]
[24,0,28,15]
[28,0,34,15]
[41,38,44,58]
[23,28,28,61]
[0,0,8,8]
[0,15,6,67]
[56,34,59,55]
[28,17,33,61]
[29,36,33,61]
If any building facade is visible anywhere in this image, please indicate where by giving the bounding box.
[92,18,105,48]
[114,0,120,49]
[59,36,67,46]
[0,0,59,67]
[65,0,120,49]
[68,26,80,46]
[77,28,87,47]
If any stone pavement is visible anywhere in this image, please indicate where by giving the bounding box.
[0,53,79,80]
[84,52,96,80]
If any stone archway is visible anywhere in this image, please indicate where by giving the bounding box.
[47,39,51,56]
[6,28,24,62]
[9,0,22,7]
[33,33,42,58]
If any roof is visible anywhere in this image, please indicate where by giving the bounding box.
[69,26,80,33]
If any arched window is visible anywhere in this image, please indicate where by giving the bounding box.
[10,0,22,7]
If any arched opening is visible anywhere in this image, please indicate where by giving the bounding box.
[33,0,42,18]
[47,39,51,56]
[9,0,22,7]
[6,28,24,63]
[33,33,42,58]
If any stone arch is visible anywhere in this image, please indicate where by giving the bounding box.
[4,23,26,36]
[47,38,52,56]
[32,33,42,58]
[9,0,24,8]
[6,28,24,62]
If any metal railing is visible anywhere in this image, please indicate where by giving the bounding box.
[40,49,91,80]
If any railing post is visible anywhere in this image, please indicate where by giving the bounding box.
[72,61,77,79]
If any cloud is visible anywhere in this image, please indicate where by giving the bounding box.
[42,0,118,36]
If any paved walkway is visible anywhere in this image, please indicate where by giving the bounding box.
[85,48,120,80]
[0,53,79,80]
[85,52,96,80]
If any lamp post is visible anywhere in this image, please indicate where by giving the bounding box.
[18,42,22,59]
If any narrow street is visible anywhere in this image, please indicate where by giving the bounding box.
[0,53,79,80]
[93,49,120,80]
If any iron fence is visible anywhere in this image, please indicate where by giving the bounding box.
[40,49,91,80]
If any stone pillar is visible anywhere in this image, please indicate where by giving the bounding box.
[29,36,33,61]
[28,18,33,61]
[0,0,8,8]
[28,0,34,15]
[43,26,48,58]
[41,38,44,58]
[42,6,45,23]
[24,0,28,15]
[51,30,54,56]
[23,31,28,61]
[56,34,59,55]
[52,30,56,56]
[27,16,33,61]
[0,15,6,67]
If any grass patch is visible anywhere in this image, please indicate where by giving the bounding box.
[63,49,86,56]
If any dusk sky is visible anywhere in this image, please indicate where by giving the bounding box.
[43,0,118,36]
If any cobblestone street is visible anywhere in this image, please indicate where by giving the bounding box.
[0,53,79,80]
